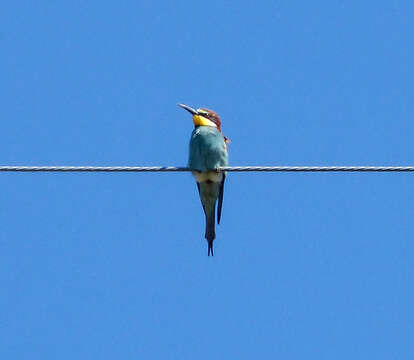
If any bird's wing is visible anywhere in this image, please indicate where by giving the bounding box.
[217,173,226,224]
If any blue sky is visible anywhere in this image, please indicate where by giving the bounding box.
[1,1,413,358]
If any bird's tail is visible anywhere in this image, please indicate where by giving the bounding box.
[199,180,219,256]
[205,208,216,256]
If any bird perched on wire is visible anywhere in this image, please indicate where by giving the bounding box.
[178,104,229,256]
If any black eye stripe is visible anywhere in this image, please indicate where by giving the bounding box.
[200,112,218,123]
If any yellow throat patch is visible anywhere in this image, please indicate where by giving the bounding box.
[193,114,217,127]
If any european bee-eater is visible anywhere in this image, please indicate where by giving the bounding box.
[178,103,229,256]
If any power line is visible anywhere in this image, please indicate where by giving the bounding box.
[1,166,414,172]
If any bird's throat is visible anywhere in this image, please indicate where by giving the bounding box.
[193,115,217,128]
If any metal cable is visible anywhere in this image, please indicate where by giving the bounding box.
[1,165,414,172]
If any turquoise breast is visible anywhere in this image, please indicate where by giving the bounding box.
[188,126,228,172]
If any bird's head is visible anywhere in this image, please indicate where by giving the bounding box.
[178,103,222,131]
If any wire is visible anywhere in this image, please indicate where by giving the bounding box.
[1,166,414,172]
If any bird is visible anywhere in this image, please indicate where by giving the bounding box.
[178,103,229,256]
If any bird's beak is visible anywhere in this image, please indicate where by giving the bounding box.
[178,103,198,115]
